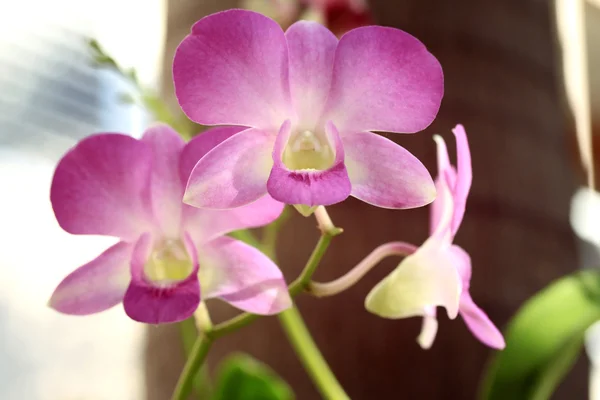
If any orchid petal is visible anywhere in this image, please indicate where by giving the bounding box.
[183,195,284,245]
[430,135,450,234]
[267,121,351,206]
[450,244,472,288]
[417,307,438,350]
[179,126,248,184]
[51,134,153,241]
[179,126,284,244]
[286,21,337,129]
[430,136,456,240]
[199,237,291,315]
[173,9,291,129]
[48,242,132,315]
[142,124,185,238]
[449,245,503,348]
[365,238,462,320]
[450,245,503,348]
[451,124,472,235]
[184,128,274,209]
[343,131,435,209]
[323,26,443,134]
[433,134,451,177]
[460,293,505,349]
[123,233,200,324]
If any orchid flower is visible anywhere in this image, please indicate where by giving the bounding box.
[173,9,442,216]
[365,125,505,349]
[48,124,291,324]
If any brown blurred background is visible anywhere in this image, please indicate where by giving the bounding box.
[146,0,593,399]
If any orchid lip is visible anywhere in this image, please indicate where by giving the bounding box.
[144,238,194,286]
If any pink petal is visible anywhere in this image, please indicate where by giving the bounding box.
[322,26,443,134]
[179,126,248,184]
[142,124,186,238]
[267,121,351,206]
[199,237,291,315]
[430,135,451,234]
[430,136,456,241]
[343,131,436,209]
[285,21,338,129]
[180,126,284,242]
[428,171,456,235]
[460,293,505,349]
[450,124,472,235]
[51,134,153,241]
[433,134,452,178]
[450,244,472,288]
[183,195,284,245]
[184,128,274,209]
[173,9,292,129]
[48,242,132,315]
[123,233,200,324]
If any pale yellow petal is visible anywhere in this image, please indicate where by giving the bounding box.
[365,239,462,319]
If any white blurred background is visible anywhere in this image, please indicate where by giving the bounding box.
[0,0,165,399]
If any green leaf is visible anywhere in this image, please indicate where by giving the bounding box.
[212,353,294,400]
[481,270,600,400]
[529,332,585,400]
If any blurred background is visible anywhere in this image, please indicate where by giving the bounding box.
[1,0,600,399]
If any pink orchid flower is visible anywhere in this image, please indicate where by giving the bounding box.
[365,125,505,350]
[48,124,291,324]
[173,9,442,215]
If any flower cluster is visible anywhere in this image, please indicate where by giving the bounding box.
[49,9,502,352]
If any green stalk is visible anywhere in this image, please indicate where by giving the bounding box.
[278,306,349,400]
[171,334,213,400]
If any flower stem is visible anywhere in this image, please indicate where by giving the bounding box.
[278,306,349,400]
[171,333,213,400]
[260,205,291,259]
[178,317,212,398]
[279,207,347,399]
[289,233,336,295]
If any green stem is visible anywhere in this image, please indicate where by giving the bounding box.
[288,234,334,295]
[179,317,198,355]
[260,205,291,259]
[178,318,212,398]
[171,334,213,400]
[278,306,349,400]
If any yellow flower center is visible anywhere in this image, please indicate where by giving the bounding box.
[282,130,334,171]
[144,239,193,284]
